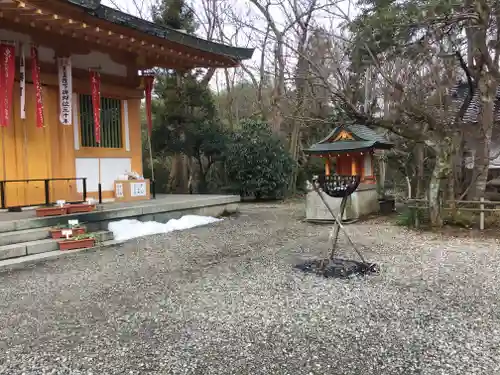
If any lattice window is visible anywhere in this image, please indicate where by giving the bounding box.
[79,95,123,148]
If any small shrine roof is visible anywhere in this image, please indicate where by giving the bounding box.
[305,124,393,154]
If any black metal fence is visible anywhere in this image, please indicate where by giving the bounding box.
[0,177,157,209]
[0,177,156,209]
[0,178,87,209]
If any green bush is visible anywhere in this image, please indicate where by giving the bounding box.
[397,207,479,229]
[224,119,295,199]
[484,210,500,228]
[443,210,476,229]
[296,157,325,193]
[142,154,171,194]
[396,207,428,227]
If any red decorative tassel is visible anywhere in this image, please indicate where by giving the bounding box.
[144,75,154,136]
[31,45,44,128]
[0,43,16,127]
[90,71,101,144]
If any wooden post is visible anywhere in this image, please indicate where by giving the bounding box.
[351,156,358,176]
[414,199,420,229]
[480,197,484,230]
[364,65,371,113]
[147,131,155,182]
[324,157,330,176]
[1,127,6,181]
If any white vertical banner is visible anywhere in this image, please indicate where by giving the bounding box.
[58,57,72,125]
[19,44,26,119]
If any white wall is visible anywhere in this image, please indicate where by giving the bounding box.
[75,158,132,193]
[75,158,99,193]
[465,146,500,170]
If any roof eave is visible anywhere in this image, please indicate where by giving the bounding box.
[317,128,339,144]
[64,1,254,63]
[305,141,393,154]
[305,145,375,154]
[373,142,394,150]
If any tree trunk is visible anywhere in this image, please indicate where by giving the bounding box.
[169,154,187,193]
[471,136,492,199]
[448,134,463,211]
[428,164,443,227]
[289,126,300,194]
[454,131,465,195]
[428,138,455,227]
[270,37,285,133]
[377,153,387,197]
[447,173,456,211]
[415,143,424,199]
[468,77,495,199]
[288,12,313,194]
[168,73,189,193]
[288,68,307,194]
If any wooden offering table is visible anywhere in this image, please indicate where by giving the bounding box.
[114,179,151,202]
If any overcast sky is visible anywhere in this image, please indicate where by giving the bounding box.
[100,0,355,92]
[101,0,259,90]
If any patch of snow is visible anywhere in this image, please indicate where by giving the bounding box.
[108,215,222,242]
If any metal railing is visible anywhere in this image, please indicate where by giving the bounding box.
[0,178,87,209]
[0,177,156,209]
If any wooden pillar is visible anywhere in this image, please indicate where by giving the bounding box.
[361,151,376,183]
[324,157,330,176]
[360,152,366,181]
[351,154,358,176]
[335,155,342,175]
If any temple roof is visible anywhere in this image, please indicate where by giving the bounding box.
[450,81,500,123]
[65,0,254,62]
[305,124,393,154]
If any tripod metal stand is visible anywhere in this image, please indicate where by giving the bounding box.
[296,174,379,278]
[312,175,367,263]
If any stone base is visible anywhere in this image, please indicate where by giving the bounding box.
[306,184,379,222]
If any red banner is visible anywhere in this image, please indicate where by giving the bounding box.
[31,45,44,128]
[0,44,15,127]
[144,75,154,136]
[90,71,101,144]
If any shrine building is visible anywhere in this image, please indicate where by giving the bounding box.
[304,123,393,221]
[0,0,253,208]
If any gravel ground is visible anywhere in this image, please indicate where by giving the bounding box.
[0,202,499,375]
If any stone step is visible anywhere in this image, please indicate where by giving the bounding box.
[0,231,114,261]
[0,226,51,247]
[0,206,145,233]
[0,195,240,233]
[0,237,122,273]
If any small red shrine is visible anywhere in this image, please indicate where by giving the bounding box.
[305,124,393,183]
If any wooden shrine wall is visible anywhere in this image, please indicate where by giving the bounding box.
[0,82,143,207]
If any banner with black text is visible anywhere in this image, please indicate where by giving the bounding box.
[58,57,72,125]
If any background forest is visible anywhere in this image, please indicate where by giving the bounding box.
[112,0,500,227]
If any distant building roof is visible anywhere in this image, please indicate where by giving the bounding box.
[450,81,500,123]
[305,123,393,154]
